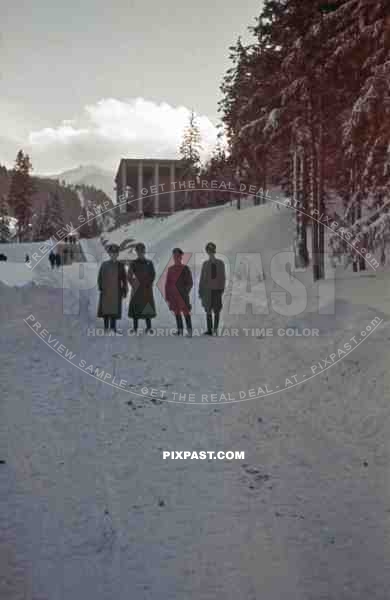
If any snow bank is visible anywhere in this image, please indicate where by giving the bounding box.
[0,263,34,287]
[98,203,276,263]
[0,242,47,263]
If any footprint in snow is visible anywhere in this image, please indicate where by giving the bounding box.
[242,464,270,488]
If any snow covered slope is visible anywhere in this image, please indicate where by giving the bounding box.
[2,198,390,600]
[49,164,115,200]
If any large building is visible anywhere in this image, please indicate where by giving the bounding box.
[114,158,190,218]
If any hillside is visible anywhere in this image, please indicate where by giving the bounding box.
[50,164,115,201]
[0,163,115,238]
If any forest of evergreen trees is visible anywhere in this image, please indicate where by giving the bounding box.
[210,0,390,276]
[0,156,114,242]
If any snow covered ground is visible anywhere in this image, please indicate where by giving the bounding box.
[1,200,390,599]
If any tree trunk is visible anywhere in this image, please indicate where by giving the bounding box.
[318,118,325,279]
[298,147,309,266]
[293,148,298,235]
[309,98,320,281]
[356,198,366,271]
[262,155,268,204]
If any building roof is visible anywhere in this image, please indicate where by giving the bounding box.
[115,158,186,183]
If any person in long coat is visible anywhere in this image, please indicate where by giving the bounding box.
[165,248,193,336]
[128,242,156,333]
[199,241,226,335]
[49,251,55,269]
[97,244,127,331]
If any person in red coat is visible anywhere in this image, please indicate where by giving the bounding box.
[165,248,193,336]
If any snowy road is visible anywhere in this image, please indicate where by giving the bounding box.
[1,204,390,599]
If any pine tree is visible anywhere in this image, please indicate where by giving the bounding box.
[0,195,10,242]
[87,200,100,238]
[179,110,202,176]
[219,2,320,234]
[8,150,35,242]
[33,203,46,241]
[201,124,237,207]
[219,0,390,272]
[40,191,65,239]
[321,0,390,264]
[79,207,90,238]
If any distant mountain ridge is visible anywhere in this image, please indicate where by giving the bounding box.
[48,164,115,201]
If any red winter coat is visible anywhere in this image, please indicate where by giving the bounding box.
[165,264,193,315]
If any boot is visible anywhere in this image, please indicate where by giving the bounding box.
[204,313,213,335]
[213,312,220,336]
[145,318,153,334]
[175,315,184,335]
[185,315,192,337]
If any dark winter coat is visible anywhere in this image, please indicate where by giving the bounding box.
[199,258,226,311]
[55,253,61,267]
[165,264,193,315]
[128,258,156,319]
[97,260,127,318]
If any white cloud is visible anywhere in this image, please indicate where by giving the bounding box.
[25,97,220,173]
[29,125,89,145]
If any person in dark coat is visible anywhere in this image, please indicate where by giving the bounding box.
[199,241,226,335]
[128,242,156,333]
[49,251,55,269]
[165,248,193,336]
[97,244,127,331]
[55,253,61,268]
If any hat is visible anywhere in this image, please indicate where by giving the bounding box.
[172,247,183,255]
[205,242,216,252]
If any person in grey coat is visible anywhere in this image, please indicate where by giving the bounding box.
[128,242,156,333]
[97,244,127,331]
[199,241,226,335]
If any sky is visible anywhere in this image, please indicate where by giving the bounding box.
[0,0,263,175]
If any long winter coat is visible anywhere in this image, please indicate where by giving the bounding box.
[128,258,156,319]
[97,260,127,318]
[199,258,226,311]
[165,264,193,316]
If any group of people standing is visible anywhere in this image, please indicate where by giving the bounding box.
[49,251,62,269]
[97,241,226,337]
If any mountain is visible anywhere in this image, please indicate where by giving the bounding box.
[51,165,115,201]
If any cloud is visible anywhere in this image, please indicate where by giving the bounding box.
[0,135,20,167]
[26,98,220,173]
[29,125,89,145]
